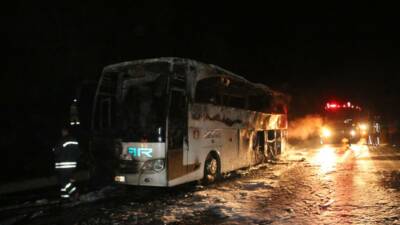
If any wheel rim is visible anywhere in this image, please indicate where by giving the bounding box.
[208,158,218,175]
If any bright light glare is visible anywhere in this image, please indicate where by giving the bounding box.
[349,144,369,158]
[322,127,332,137]
[115,176,126,182]
[359,123,368,131]
[312,146,337,174]
[350,130,356,137]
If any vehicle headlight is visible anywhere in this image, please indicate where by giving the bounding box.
[141,161,153,171]
[359,123,368,131]
[350,130,356,137]
[321,127,332,138]
[153,159,165,172]
[141,159,165,172]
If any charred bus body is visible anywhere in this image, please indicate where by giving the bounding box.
[320,102,369,145]
[90,58,288,187]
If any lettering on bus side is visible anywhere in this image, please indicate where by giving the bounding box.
[203,130,221,139]
[127,147,153,158]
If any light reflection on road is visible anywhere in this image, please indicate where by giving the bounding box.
[312,145,337,174]
[311,144,371,174]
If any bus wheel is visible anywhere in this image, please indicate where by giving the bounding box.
[203,154,220,184]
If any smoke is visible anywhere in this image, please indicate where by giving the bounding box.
[288,115,323,141]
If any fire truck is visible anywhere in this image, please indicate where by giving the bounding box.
[320,101,369,145]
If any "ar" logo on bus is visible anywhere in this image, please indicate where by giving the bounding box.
[127,147,153,158]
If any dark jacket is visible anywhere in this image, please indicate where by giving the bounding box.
[54,136,80,169]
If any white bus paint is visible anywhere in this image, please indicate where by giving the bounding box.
[91,58,288,187]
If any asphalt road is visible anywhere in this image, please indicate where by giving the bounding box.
[3,142,400,225]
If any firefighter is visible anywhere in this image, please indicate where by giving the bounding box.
[70,99,80,126]
[53,127,80,201]
[372,121,381,146]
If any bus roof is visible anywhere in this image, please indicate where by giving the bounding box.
[102,57,286,98]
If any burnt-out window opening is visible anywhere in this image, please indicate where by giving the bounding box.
[271,95,287,114]
[195,77,221,105]
[248,89,272,112]
[267,130,275,141]
[225,95,246,109]
[273,103,286,114]
[168,90,187,149]
[195,76,276,113]
[220,78,247,109]
[253,131,265,151]
[118,74,168,141]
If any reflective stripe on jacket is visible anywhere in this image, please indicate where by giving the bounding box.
[54,137,80,169]
[55,161,77,169]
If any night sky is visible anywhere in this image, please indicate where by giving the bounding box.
[2,2,400,180]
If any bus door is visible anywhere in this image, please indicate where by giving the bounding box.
[91,72,119,183]
[167,89,189,181]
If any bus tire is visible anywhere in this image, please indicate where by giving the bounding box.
[203,153,220,184]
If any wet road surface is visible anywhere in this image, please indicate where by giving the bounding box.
[3,143,400,225]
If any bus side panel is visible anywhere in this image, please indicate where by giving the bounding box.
[219,128,239,172]
[237,128,257,169]
[188,104,259,172]
[169,103,288,186]
[189,104,244,173]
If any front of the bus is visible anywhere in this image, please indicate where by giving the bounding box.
[109,61,170,186]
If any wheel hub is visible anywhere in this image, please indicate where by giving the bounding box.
[209,158,217,175]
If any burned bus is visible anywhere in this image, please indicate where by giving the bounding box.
[320,101,369,145]
[90,57,288,187]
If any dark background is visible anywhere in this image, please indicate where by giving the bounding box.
[2,2,400,182]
